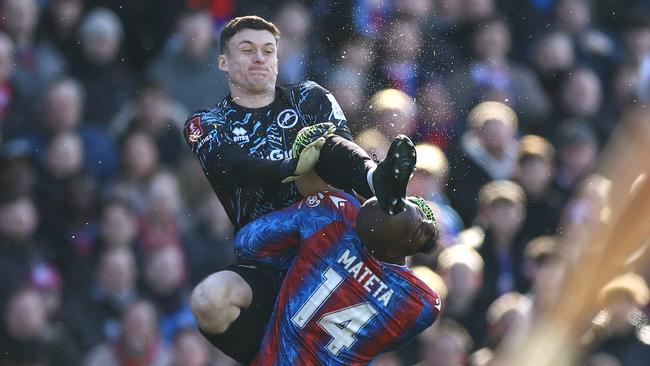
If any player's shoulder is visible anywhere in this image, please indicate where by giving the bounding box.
[301,190,359,209]
[321,190,361,212]
[283,80,331,97]
[185,98,231,124]
[300,190,360,223]
[401,267,443,312]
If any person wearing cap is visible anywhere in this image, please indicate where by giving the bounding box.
[522,235,565,314]
[455,180,529,313]
[554,119,599,202]
[446,101,520,226]
[585,273,650,366]
[515,135,564,238]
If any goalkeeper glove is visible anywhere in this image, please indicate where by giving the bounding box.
[281,122,337,183]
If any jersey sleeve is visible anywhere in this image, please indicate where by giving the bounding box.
[296,81,351,136]
[234,192,346,269]
[183,109,294,186]
[183,110,232,169]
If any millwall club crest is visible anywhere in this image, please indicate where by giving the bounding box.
[277,109,298,129]
[187,116,203,144]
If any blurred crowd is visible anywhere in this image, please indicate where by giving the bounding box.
[1,0,650,365]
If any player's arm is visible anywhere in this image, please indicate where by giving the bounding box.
[234,194,340,269]
[183,111,298,186]
[297,81,353,140]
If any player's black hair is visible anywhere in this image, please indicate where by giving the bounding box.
[220,15,281,54]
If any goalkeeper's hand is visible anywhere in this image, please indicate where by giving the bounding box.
[281,122,337,183]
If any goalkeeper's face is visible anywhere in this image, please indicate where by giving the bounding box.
[219,28,278,94]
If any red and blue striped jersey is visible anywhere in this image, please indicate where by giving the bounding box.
[235,191,441,365]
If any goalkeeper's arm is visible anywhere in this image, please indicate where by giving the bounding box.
[208,122,339,187]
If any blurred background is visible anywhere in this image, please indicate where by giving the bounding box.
[0,0,649,365]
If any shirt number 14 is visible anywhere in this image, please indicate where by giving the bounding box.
[291,267,378,355]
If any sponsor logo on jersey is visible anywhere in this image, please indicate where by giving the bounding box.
[277,109,299,129]
[196,132,214,150]
[330,196,347,210]
[232,126,249,143]
[187,116,203,144]
[268,149,292,161]
[306,194,323,207]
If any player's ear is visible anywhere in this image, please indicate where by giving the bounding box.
[218,54,228,72]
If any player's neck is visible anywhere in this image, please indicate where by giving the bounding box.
[229,85,276,108]
[372,251,406,266]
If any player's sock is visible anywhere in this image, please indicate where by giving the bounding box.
[366,166,377,194]
[372,135,417,215]
[315,135,376,198]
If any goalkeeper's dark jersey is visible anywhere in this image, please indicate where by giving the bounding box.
[183,81,350,232]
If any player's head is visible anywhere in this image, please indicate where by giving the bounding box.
[218,16,280,94]
[357,196,439,260]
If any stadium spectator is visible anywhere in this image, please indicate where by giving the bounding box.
[436,245,487,346]
[458,180,529,307]
[0,195,43,315]
[110,80,188,169]
[0,287,81,366]
[556,67,606,134]
[415,80,462,148]
[552,0,619,79]
[143,244,194,343]
[170,327,216,366]
[65,247,139,350]
[529,30,576,106]
[0,32,33,141]
[369,18,425,96]
[73,7,134,125]
[449,16,551,131]
[415,319,473,366]
[446,101,520,225]
[38,0,85,63]
[522,236,565,315]
[515,135,563,238]
[481,291,533,350]
[84,299,171,366]
[1,0,65,102]
[273,1,312,84]
[367,88,419,139]
[186,192,236,284]
[148,9,228,112]
[23,77,118,181]
[408,143,464,247]
[553,120,599,201]
[585,273,650,366]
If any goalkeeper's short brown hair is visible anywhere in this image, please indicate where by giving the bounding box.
[220,16,280,54]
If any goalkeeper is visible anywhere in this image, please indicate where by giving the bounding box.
[185,15,418,364]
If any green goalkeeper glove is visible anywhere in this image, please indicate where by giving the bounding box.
[281,122,337,183]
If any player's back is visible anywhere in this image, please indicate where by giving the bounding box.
[254,192,441,365]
